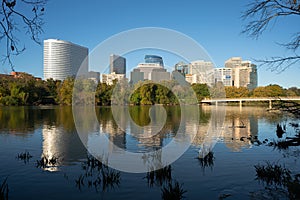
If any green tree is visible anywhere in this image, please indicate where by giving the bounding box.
[95,82,114,106]
[45,78,60,102]
[140,83,156,105]
[58,77,75,105]
[192,83,210,102]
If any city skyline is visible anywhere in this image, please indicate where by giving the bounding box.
[41,40,257,89]
[0,1,298,87]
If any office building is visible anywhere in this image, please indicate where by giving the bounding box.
[102,72,126,85]
[188,60,214,85]
[110,54,126,75]
[130,69,144,84]
[214,68,233,86]
[224,57,257,90]
[87,71,100,83]
[130,55,170,83]
[44,39,88,80]
[145,55,164,66]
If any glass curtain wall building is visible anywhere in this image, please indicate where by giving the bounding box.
[110,54,126,75]
[145,55,164,66]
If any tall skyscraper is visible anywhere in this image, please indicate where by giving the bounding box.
[44,39,88,81]
[110,54,126,75]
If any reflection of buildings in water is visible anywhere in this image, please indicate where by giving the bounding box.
[223,110,259,152]
[192,124,209,146]
[42,124,87,171]
[192,106,260,153]
[133,125,163,150]
[99,121,126,152]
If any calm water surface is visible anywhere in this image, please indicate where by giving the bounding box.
[0,106,299,199]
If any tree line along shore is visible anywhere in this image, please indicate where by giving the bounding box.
[0,74,299,106]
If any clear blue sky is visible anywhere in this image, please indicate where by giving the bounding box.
[1,0,299,88]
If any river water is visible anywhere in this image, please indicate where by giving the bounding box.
[0,106,299,199]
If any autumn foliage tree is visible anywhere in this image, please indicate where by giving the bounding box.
[252,84,286,97]
[225,86,250,98]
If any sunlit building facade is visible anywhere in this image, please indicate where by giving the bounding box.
[102,72,126,85]
[224,57,257,90]
[44,39,88,81]
[214,68,233,86]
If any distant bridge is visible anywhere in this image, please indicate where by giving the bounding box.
[201,97,300,109]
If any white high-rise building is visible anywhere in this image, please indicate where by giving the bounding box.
[185,60,214,85]
[224,57,257,90]
[214,68,233,86]
[44,39,88,81]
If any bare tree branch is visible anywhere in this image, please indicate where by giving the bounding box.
[242,0,300,71]
[242,0,300,38]
[254,55,300,72]
[0,0,46,71]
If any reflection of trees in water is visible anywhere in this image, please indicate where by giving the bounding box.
[0,107,36,134]
[0,106,78,134]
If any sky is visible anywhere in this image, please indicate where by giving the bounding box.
[1,0,299,88]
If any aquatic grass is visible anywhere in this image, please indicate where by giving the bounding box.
[0,177,8,200]
[75,154,120,192]
[254,162,292,186]
[16,151,33,164]
[145,165,172,187]
[75,175,85,191]
[101,168,121,191]
[276,124,286,138]
[254,162,300,199]
[161,180,186,200]
[198,151,215,169]
[36,154,59,168]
